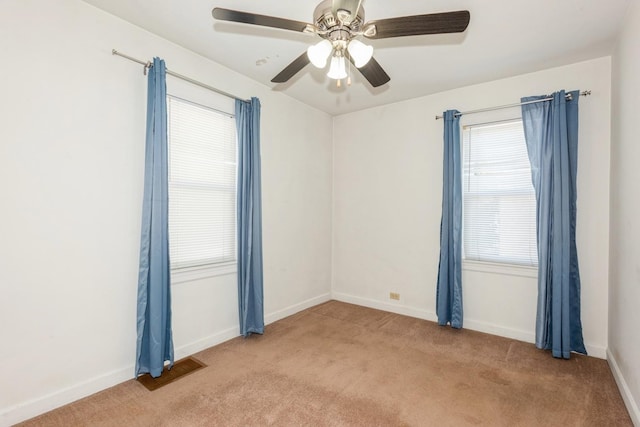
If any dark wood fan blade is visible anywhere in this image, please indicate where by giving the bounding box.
[364,10,470,39]
[349,56,390,87]
[212,8,311,33]
[271,52,310,83]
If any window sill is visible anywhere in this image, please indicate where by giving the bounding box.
[463,260,538,278]
[171,262,237,284]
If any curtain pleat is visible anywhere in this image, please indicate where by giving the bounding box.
[521,90,586,359]
[236,97,264,337]
[436,110,463,329]
[135,57,174,377]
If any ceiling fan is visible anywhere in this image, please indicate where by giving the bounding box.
[212,0,470,88]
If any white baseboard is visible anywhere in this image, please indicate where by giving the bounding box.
[1,292,332,426]
[584,344,607,360]
[331,291,607,359]
[0,365,133,427]
[463,317,535,343]
[176,293,333,360]
[264,293,332,325]
[174,326,239,361]
[332,291,438,322]
[607,349,640,426]
[332,291,534,344]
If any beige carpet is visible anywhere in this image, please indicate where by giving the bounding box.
[19,301,632,426]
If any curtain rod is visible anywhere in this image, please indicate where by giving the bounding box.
[435,90,591,120]
[112,49,248,102]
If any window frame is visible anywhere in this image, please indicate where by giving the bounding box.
[460,117,539,276]
[166,94,238,284]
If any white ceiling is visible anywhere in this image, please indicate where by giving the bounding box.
[82,0,630,115]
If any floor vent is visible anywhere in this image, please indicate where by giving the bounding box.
[137,357,206,391]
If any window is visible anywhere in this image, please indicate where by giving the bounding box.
[462,119,538,267]
[168,96,237,271]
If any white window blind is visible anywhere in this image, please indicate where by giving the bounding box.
[462,119,538,267]
[168,96,237,270]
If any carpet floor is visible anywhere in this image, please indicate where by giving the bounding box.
[19,301,632,426]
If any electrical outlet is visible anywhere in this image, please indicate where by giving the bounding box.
[389,292,400,301]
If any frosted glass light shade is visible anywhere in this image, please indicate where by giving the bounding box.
[307,40,332,68]
[347,39,373,68]
[327,55,347,79]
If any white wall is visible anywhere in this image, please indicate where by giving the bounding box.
[332,57,612,358]
[0,0,333,424]
[0,0,630,424]
[609,0,640,424]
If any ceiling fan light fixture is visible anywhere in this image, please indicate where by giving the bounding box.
[307,39,333,68]
[347,39,373,68]
[327,55,347,80]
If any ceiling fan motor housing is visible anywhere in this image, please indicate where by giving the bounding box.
[313,0,365,44]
